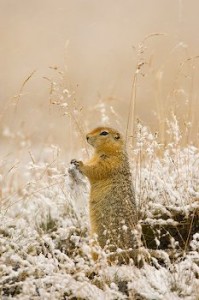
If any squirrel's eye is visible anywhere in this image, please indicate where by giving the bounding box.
[100,131,109,136]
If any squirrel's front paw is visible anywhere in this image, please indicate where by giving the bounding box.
[69,159,84,179]
[70,159,83,170]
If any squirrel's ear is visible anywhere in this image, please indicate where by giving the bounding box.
[114,133,120,140]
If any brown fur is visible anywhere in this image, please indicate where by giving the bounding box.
[72,127,139,264]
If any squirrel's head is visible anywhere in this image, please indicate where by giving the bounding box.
[86,127,124,153]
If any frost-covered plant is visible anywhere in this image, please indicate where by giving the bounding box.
[1,118,199,299]
[132,117,199,216]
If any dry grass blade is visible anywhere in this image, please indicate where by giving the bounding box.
[14,70,37,109]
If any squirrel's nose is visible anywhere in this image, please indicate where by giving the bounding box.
[86,136,89,141]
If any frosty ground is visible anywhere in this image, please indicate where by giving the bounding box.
[0,122,199,300]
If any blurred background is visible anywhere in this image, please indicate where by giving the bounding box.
[1,0,199,161]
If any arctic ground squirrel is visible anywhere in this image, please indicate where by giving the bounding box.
[71,127,140,264]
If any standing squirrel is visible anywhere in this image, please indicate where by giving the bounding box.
[71,127,140,264]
